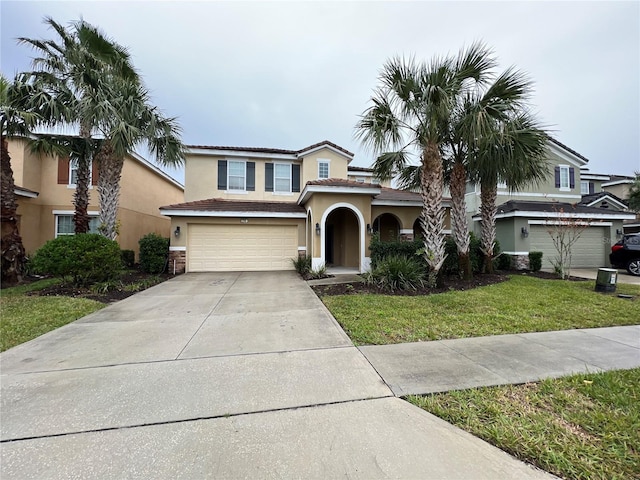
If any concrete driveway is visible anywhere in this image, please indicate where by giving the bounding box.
[1,272,552,479]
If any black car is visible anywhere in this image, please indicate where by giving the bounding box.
[610,233,640,276]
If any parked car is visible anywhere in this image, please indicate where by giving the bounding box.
[610,233,640,276]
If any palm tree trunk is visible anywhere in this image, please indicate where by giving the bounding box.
[96,141,123,241]
[1,136,26,286]
[480,181,497,274]
[450,160,472,279]
[73,124,92,234]
[419,142,447,287]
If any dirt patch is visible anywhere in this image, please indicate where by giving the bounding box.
[311,270,583,297]
[27,270,177,304]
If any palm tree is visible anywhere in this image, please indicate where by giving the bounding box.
[18,17,138,233]
[0,76,39,285]
[94,78,185,240]
[468,112,549,273]
[628,173,640,212]
[445,67,546,279]
[356,43,495,287]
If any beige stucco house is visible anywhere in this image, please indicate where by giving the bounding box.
[10,137,184,259]
[161,140,451,273]
[466,138,636,269]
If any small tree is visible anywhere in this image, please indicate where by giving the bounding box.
[546,206,591,279]
[628,172,640,213]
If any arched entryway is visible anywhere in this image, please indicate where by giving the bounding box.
[373,213,401,242]
[324,207,360,268]
[413,217,423,239]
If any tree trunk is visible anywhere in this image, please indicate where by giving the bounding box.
[1,137,26,286]
[74,124,92,234]
[96,140,123,241]
[419,142,447,287]
[450,159,472,280]
[479,181,497,274]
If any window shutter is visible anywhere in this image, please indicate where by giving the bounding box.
[246,162,255,191]
[91,161,99,186]
[218,160,227,190]
[589,182,595,194]
[292,164,300,193]
[265,163,274,192]
[58,157,70,184]
[554,166,560,188]
[569,168,575,189]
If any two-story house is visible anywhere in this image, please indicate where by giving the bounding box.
[10,136,184,259]
[465,138,636,269]
[161,140,452,273]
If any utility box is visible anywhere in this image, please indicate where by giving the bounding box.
[595,268,617,293]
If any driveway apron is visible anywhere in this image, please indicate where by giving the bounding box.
[1,272,553,479]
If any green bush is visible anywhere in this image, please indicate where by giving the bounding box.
[529,251,543,272]
[138,233,169,274]
[31,234,122,286]
[291,255,311,275]
[365,254,425,292]
[369,234,424,269]
[494,253,512,271]
[121,249,135,268]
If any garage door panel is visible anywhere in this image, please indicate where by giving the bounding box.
[188,224,297,272]
[529,226,607,269]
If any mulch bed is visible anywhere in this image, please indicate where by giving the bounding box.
[26,270,176,304]
[311,270,588,297]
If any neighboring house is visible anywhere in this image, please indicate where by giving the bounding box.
[466,138,636,269]
[161,140,451,273]
[9,136,184,259]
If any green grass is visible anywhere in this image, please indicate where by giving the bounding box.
[321,275,640,345]
[408,368,640,480]
[1,279,104,352]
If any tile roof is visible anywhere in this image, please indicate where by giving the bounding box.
[305,178,380,188]
[579,192,628,208]
[495,200,625,216]
[348,166,374,173]
[186,140,354,158]
[161,198,305,214]
[14,185,39,196]
[547,137,590,163]
[375,187,421,202]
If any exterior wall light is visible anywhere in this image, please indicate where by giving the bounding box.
[174,226,181,237]
[367,223,372,234]
[616,228,623,236]
[315,223,321,235]
[521,226,529,238]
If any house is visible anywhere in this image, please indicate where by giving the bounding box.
[161,140,451,273]
[465,138,636,269]
[9,136,184,259]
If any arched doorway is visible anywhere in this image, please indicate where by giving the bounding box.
[413,217,423,240]
[373,213,401,242]
[324,207,360,268]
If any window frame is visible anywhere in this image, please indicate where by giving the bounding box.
[54,213,100,237]
[580,180,589,195]
[273,162,292,194]
[559,165,570,191]
[227,160,247,192]
[317,159,330,180]
[68,159,92,188]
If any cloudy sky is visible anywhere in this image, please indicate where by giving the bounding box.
[2,1,639,184]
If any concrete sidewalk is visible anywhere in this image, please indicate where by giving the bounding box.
[360,325,640,396]
[1,271,553,479]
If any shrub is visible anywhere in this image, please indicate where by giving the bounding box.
[365,255,425,292]
[121,249,135,268]
[292,255,311,275]
[494,253,512,271]
[31,234,122,286]
[369,234,424,269]
[529,251,543,272]
[308,264,328,279]
[139,233,169,274]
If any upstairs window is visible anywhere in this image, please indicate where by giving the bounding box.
[580,180,589,195]
[228,161,246,191]
[318,160,329,179]
[555,165,574,191]
[274,163,291,193]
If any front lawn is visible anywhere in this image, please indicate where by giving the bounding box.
[408,368,640,480]
[1,278,104,352]
[320,275,640,345]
